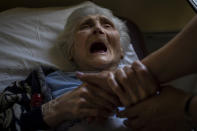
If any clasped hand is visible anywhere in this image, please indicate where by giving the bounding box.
[45,61,191,130]
[77,60,158,107]
[45,60,157,126]
[77,61,191,131]
[75,61,159,127]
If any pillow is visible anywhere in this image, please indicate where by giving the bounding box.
[0,1,138,90]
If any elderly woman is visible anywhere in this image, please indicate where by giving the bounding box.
[78,14,197,131]
[0,3,137,131]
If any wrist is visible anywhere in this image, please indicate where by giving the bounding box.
[187,95,197,127]
[184,95,197,129]
[42,99,63,127]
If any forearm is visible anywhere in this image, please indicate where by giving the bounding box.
[142,15,197,83]
[42,96,69,127]
[189,96,197,125]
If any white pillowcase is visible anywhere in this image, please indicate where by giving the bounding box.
[0,1,138,90]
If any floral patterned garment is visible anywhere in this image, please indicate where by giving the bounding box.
[0,67,53,131]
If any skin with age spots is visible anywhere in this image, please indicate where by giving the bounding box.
[70,15,124,71]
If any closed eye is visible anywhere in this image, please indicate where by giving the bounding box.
[103,23,113,28]
[79,24,91,29]
[100,17,114,29]
[79,19,94,30]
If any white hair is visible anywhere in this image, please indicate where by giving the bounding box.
[58,3,131,69]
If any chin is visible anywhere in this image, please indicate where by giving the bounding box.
[89,59,117,70]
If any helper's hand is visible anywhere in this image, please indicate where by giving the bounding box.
[117,86,192,131]
[77,71,121,106]
[108,60,158,107]
[76,71,113,93]
[42,83,116,127]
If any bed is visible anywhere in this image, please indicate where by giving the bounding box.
[0,1,147,92]
[0,1,148,131]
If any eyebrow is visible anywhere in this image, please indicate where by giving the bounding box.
[99,16,115,26]
[80,18,94,26]
[79,16,114,27]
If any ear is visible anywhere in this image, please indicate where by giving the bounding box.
[120,47,124,59]
[68,44,75,61]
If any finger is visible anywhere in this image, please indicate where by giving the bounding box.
[73,96,112,118]
[107,72,130,106]
[76,71,112,92]
[86,92,115,111]
[86,83,121,107]
[123,65,147,102]
[115,68,128,92]
[132,61,158,96]
[122,66,140,104]
[79,84,116,111]
[75,97,95,109]
[77,87,110,111]
[76,72,100,83]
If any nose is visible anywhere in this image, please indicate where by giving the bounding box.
[93,23,104,34]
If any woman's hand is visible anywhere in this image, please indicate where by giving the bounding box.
[77,61,158,107]
[107,61,158,106]
[117,86,192,131]
[77,71,121,106]
[42,83,118,127]
[76,71,114,93]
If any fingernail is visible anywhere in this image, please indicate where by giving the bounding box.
[76,71,84,77]
[133,61,146,71]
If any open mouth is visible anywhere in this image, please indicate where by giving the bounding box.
[90,42,107,54]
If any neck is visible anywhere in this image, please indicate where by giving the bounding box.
[77,64,118,72]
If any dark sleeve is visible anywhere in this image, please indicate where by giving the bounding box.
[20,107,50,130]
[0,69,50,131]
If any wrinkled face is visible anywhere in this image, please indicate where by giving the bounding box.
[71,15,123,71]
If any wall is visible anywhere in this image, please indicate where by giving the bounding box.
[0,0,195,32]
[94,0,195,32]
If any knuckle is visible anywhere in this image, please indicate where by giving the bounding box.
[124,66,133,76]
[102,71,110,77]
[117,69,128,82]
[131,61,139,68]
[77,98,87,106]
[120,75,128,83]
[136,67,148,76]
[105,71,111,77]
[132,60,143,68]
[108,72,114,80]
[81,87,88,92]
[115,69,121,76]
[79,87,89,96]
[123,65,131,72]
